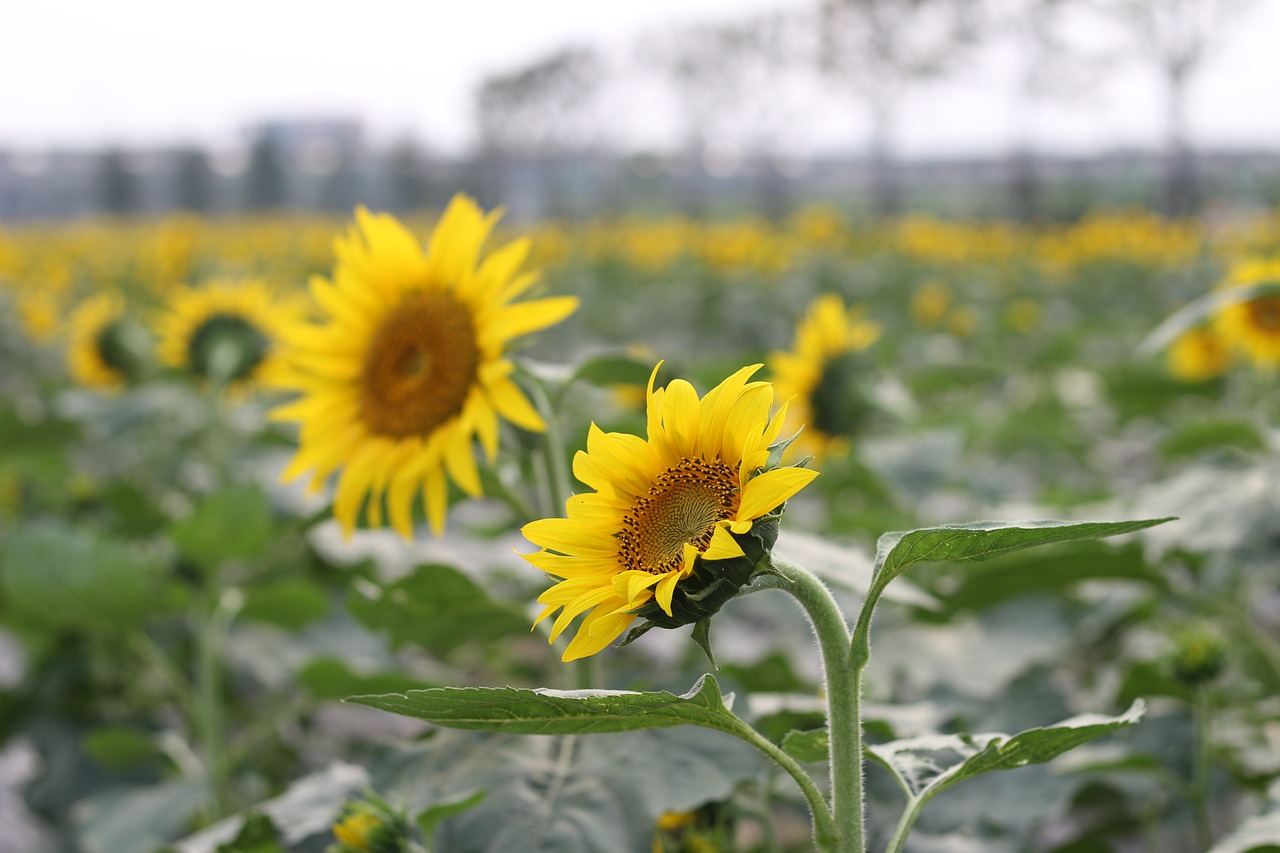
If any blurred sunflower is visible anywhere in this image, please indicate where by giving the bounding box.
[1214,257,1280,369]
[522,363,818,661]
[1167,324,1231,382]
[155,279,299,389]
[272,195,578,537]
[67,292,148,391]
[767,293,881,460]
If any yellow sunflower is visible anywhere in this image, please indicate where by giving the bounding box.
[1214,256,1280,369]
[67,292,147,391]
[767,293,881,461]
[155,279,300,390]
[271,195,578,537]
[522,363,818,661]
[1167,324,1231,382]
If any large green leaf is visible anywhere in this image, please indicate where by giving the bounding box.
[239,579,329,629]
[0,521,165,633]
[346,562,532,658]
[373,726,762,853]
[73,778,207,853]
[350,673,744,737]
[866,700,1146,803]
[170,484,274,570]
[851,519,1173,663]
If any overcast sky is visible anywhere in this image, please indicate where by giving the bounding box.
[2,0,1278,157]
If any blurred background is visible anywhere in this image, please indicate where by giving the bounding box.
[3,0,1278,222]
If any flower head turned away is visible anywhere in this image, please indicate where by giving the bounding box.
[768,292,881,461]
[1214,255,1280,370]
[1168,324,1231,382]
[271,195,578,538]
[155,279,301,391]
[522,363,818,662]
[68,292,150,391]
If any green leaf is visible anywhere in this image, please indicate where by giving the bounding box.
[781,728,829,763]
[567,353,654,389]
[375,726,762,853]
[851,519,1174,664]
[866,700,1146,804]
[1159,418,1266,460]
[346,563,530,658]
[298,657,437,701]
[415,789,487,842]
[349,673,745,737]
[0,521,165,633]
[167,763,369,853]
[170,484,274,570]
[82,726,159,771]
[936,540,1163,614]
[239,579,329,630]
[214,813,286,853]
[73,778,207,853]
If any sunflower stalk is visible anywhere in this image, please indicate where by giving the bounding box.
[761,556,865,853]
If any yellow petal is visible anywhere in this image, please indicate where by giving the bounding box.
[737,466,819,522]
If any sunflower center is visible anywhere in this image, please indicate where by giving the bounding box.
[616,458,740,575]
[360,291,480,439]
[1248,297,1280,332]
[188,313,269,381]
[810,353,871,438]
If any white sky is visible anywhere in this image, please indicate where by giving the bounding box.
[2,0,1278,157]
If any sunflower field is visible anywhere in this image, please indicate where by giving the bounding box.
[2,198,1280,853]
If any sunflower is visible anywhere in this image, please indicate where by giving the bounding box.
[522,363,818,661]
[767,293,881,460]
[272,195,578,537]
[1214,256,1280,369]
[67,292,147,391]
[1167,324,1231,382]
[155,279,299,389]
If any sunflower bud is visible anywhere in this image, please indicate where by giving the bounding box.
[1169,624,1228,687]
[328,796,412,853]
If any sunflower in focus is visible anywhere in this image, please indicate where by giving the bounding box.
[155,279,300,390]
[272,195,578,537]
[1214,256,1280,369]
[768,293,881,461]
[67,292,148,391]
[523,363,818,661]
[1167,324,1231,382]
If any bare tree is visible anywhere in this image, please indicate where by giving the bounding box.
[986,0,1108,219]
[1094,0,1255,215]
[635,11,802,216]
[809,0,977,216]
[473,46,607,215]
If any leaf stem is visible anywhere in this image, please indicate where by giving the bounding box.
[883,795,927,853]
[1191,685,1214,850]
[766,557,865,853]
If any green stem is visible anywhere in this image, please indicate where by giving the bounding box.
[1191,685,1214,849]
[527,378,573,515]
[883,796,928,853]
[767,557,865,853]
[725,718,838,851]
[194,586,238,821]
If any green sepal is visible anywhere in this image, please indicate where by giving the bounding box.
[690,618,717,670]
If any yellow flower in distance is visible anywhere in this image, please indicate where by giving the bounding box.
[768,293,881,460]
[272,195,578,537]
[1168,325,1231,382]
[67,292,147,391]
[155,279,298,389]
[523,363,818,661]
[332,813,380,852]
[1214,256,1280,369]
